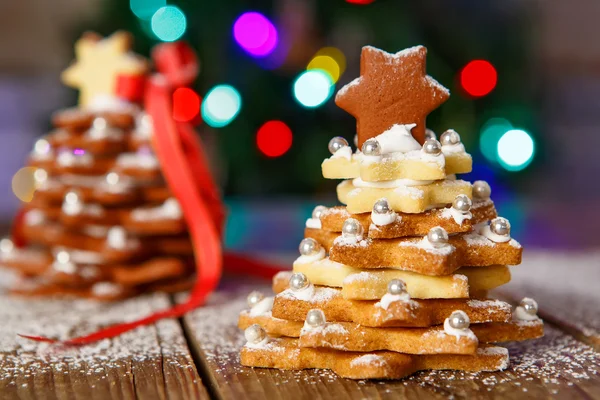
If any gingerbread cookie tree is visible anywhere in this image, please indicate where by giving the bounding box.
[0,32,198,300]
[237,45,543,380]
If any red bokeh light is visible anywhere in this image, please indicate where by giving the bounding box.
[173,88,201,122]
[460,60,497,97]
[256,121,293,158]
[346,0,376,4]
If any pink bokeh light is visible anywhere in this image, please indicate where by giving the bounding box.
[233,12,278,57]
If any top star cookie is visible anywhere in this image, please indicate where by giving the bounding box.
[335,46,449,146]
[61,31,149,106]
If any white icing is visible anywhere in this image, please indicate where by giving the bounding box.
[134,113,153,139]
[442,143,466,154]
[301,322,349,335]
[101,173,134,194]
[51,258,76,275]
[514,306,540,321]
[289,283,316,301]
[245,337,270,349]
[331,146,352,161]
[440,207,472,225]
[333,233,364,246]
[24,210,45,226]
[62,198,83,216]
[65,249,105,265]
[375,124,420,154]
[106,227,127,250]
[91,281,123,296]
[305,218,322,229]
[371,211,397,226]
[57,151,93,167]
[131,198,182,221]
[117,152,159,170]
[479,225,511,243]
[295,247,326,264]
[249,297,274,316]
[376,292,411,310]
[352,177,433,188]
[349,354,387,368]
[443,318,476,339]
[393,185,425,199]
[87,94,136,113]
[86,124,124,141]
[399,235,454,255]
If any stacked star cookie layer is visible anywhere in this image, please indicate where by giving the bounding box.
[237,45,543,380]
[0,107,196,300]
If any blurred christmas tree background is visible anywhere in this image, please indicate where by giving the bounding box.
[5,0,600,249]
[73,0,539,198]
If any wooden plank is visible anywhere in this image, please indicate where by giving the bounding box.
[500,251,600,349]
[183,275,600,400]
[0,293,208,400]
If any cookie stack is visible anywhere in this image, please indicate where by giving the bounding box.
[237,45,543,379]
[0,33,195,300]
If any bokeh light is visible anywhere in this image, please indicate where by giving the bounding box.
[73,149,85,156]
[479,118,512,163]
[233,12,278,57]
[460,60,497,97]
[151,6,187,42]
[256,121,293,157]
[307,47,346,83]
[12,167,39,202]
[293,70,334,108]
[202,85,242,128]
[497,129,535,171]
[173,88,201,122]
[130,0,165,20]
[346,0,376,4]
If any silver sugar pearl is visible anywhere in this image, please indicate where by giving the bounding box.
[425,129,437,141]
[56,250,71,264]
[299,238,321,256]
[312,205,327,220]
[34,168,48,185]
[373,198,391,215]
[305,309,326,328]
[0,238,14,254]
[440,129,461,146]
[65,191,81,205]
[289,272,310,291]
[473,180,492,199]
[448,310,470,330]
[452,194,472,213]
[490,217,511,236]
[422,139,442,156]
[342,218,363,239]
[34,139,51,155]
[106,172,121,186]
[247,291,265,308]
[387,279,407,296]
[520,298,538,315]
[353,134,358,148]
[244,324,267,344]
[362,139,381,156]
[328,137,349,155]
[427,226,449,248]
[92,117,108,131]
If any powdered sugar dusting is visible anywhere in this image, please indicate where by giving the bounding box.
[0,293,198,387]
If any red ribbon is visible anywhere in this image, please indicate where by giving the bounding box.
[18,41,282,345]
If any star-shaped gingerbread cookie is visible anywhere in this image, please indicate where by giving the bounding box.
[336,46,449,145]
[61,31,148,106]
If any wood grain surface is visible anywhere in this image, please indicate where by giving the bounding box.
[1,251,600,399]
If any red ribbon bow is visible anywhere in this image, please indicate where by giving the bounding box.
[18,42,281,345]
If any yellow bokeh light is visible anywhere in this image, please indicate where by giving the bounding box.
[12,167,40,202]
[307,47,346,83]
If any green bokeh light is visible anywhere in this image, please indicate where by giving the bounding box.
[151,6,187,42]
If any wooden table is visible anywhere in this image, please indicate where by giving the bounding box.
[1,251,599,399]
